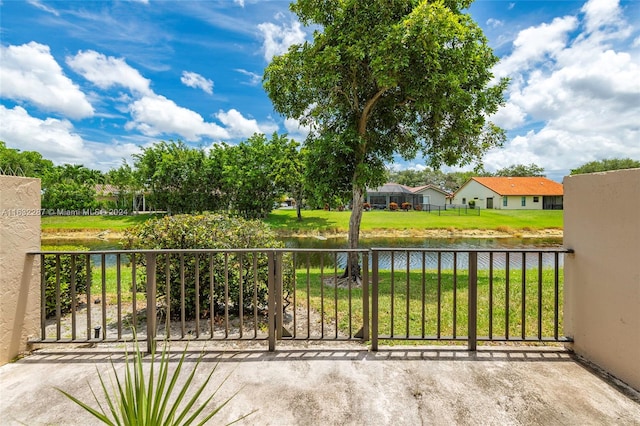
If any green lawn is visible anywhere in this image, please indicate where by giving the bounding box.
[59,261,562,341]
[41,209,562,235]
[265,208,563,234]
[296,267,562,340]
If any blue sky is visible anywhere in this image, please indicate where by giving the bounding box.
[1,0,639,182]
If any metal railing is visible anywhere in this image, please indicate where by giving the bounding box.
[370,248,571,350]
[31,247,570,352]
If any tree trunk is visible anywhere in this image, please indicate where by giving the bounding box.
[296,199,302,221]
[348,184,364,249]
[341,183,364,280]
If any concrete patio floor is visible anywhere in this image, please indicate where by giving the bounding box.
[1,342,639,425]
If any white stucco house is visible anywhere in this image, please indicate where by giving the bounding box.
[451,177,564,210]
[366,183,450,209]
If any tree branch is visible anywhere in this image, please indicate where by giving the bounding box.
[358,88,388,136]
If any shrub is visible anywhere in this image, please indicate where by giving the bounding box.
[123,213,291,320]
[363,202,371,211]
[468,200,476,208]
[401,202,411,211]
[414,204,422,211]
[57,335,254,425]
[42,245,90,318]
[388,202,398,211]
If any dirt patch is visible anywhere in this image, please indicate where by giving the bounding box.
[42,230,126,241]
[42,228,563,242]
[43,296,340,343]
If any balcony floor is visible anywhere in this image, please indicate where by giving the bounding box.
[1,343,638,425]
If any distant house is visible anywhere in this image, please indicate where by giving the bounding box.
[451,177,563,210]
[94,184,148,212]
[366,183,450,209]
[94,184,119,205]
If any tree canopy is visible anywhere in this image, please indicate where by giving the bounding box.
[570,158,640,175]
[133,140,224,214]
[494,163,545,177]
[222,133,300,219]
[264,0,507,250]
[0,141,53,177]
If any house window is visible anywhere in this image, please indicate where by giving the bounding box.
[521,196,526,206]
[533,196,539,203]
[503,197,508,207]
[462,198,466,204]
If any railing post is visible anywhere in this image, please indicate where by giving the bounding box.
[468,251,478,351]
[371,250,379,351]
[145,253,157,354]
[267,251,276,351]
[362,252,369,341]
[275,251,284,340]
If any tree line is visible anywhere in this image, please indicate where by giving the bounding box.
[2,140,638,218]
[0,136,302,218]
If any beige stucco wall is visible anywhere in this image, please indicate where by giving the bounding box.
[502,195,545,210]
[454,181,552,210]
[563,168,640,390]
[415,188,448,206]
[0,176,41,365]
[452,182,499,209]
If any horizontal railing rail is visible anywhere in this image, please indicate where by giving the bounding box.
[30,247,571,352]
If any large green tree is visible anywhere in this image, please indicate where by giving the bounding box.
[570,158,640,175]
[264,0,507,254]
[0,141,53,177]
[494,163,545,177]
[222,133,299,219]
[133,141,225,214]
[41,164,103,211]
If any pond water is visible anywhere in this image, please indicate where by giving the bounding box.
[42,236,564,270]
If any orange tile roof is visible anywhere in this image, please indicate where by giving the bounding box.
[470,177,563,196]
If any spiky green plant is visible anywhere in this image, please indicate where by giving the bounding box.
[56,338,254,425]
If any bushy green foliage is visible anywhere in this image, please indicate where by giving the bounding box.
[42,245,90,318]
[570,158,640,175]
[41,164,103,211]
[124,213,291,320]
[133,141,225,214]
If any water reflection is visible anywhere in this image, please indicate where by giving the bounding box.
[288,248,563,271]
[43,236,564,270]
[285,237,564,270]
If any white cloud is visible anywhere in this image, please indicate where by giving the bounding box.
[87,140,143,171]
[126,95,230,141]
[493,16,578,81]
[216,108,278,138]
[0,105,148,171]
[235,69,262,86]
[486,18,503,29]
[234,0,245,6]
[491,103,526,130]
[27,0,59,16]
[283,117,311,141]
[487,0,640,178]
[180,71,214,94]
[0,42,94,119]
[66,50,152,95]
[258,20,306,61]
[0,105,90,164]
[581,0,624,34]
